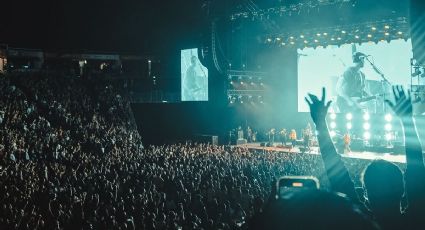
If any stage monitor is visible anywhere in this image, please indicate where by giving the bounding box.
[181,48,208,101]
[297,39,413,113]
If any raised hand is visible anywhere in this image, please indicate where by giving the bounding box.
[305,87,332,125]
[385,85,413,118]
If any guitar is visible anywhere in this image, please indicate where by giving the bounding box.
[336,94,384,113]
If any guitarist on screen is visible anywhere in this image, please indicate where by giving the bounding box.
[335,52,371,113]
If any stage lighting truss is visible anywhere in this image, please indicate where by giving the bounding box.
[262,17,410,49]
[227,89,265,104]
[230,0,354,21]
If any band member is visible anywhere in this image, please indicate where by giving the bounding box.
[289,129,297,148]
[302,123,313,151]
[280,128,287,145]
[237,126,244,140]
[343,132,351,153]
[246,126,253,143]
[336,52,370,113]
[268,128,276,144]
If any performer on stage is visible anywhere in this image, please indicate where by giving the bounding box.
[237,126,244,140]
[343,132,351,154]
[280,128,287,145]
[246,126,253,143]
[302,123,313,151]
[335,52,370,113]
[289,129,297,148]
[268,128,276,145]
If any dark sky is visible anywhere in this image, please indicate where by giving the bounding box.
[1,0,206,53]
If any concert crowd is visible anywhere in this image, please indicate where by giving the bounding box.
[0,72,424,230]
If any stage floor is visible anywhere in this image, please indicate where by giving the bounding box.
[238,142,406,164]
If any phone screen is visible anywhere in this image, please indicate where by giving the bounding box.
[278,176,319,198]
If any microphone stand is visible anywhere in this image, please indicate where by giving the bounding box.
[365,56,391,113]
[365,56,391,85]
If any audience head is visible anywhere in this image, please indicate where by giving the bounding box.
[362,159,404,215]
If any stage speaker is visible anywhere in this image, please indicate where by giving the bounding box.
[237,139,247,145]
[193,135,218,145]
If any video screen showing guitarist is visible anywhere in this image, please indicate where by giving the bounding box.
[335,52,370,113]
[183,55,207,101]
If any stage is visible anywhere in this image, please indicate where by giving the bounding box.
[237,142,406,164]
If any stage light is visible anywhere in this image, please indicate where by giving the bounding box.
[363,122,370,130]
[363,132,371,140]
[397,31,403,35]
[385,32,390,36]
[331,38,335,41]
[355,35,360,39]
[323,32,328,36]
[385,123,392,131]
[314,39,319,43]
[341,30,346,34]
[346,122,352,130]
[316,33,321,36]
[260,82,264,86]
[304,40,308,44]
[346,113,353,120]
[363,113,370,121]
[385,114,392,122]
[367,34,372,38]
[330,113,337,120]
[337,37,342,40]
[385,133,393,141]
[241,81,244,85]
[371,27,377,31]
[276,37,281,41]
[300,35,305,38]
[330,122,337,129]
[290,36,294,40]
[290,41,295,45]
[330,130,336,137]
[281,42,286,46]
[230,81,234,84]
[267,38,272,42]
[384,25,390,29]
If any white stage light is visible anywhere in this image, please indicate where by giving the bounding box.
[346,122,352,130]
[363,132,371,140]
[330,113,337,120]
[330,130,336,137]
[330,122,337,129]
[385,114,392,122]
[363,122,370,130]
[346,113,353,121]
[385,123,392,131]
[363,113,370,121]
